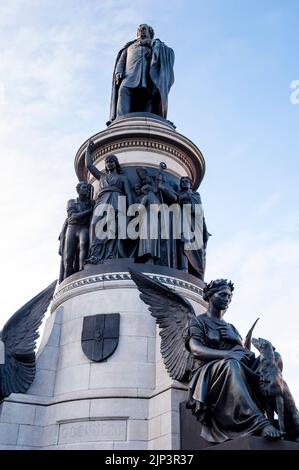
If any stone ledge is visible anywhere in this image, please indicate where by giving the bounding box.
[52,261,205,312]
[204,435,299,451]
[180,403,299,450]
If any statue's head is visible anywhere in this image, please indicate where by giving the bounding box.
[137,24,154,40]
[251,337,272,353]
[203,279,234,311]
[105,154,121,173]
[76,181,90,198]
[134,183,142,196]
[180,176,192,191]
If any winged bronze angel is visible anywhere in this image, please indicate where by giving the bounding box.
[129,269,297,443]
[0,280,57,401]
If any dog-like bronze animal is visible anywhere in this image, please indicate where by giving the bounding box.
[252,337,299,440]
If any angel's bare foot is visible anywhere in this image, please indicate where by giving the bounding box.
[260,424,284,439]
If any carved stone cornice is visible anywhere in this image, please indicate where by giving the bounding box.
[91,138,194,180]
[51,271,204,312]
[74,115,205,190]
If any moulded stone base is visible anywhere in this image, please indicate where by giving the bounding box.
[180,403,299,451]
[205,435,299,451]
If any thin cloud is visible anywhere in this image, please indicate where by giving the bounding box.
[256,192,282,216]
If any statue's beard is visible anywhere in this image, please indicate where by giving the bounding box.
[137,38,152,47]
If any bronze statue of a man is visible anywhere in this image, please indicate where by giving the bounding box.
[58,182,94,282]
[108,24,174,123]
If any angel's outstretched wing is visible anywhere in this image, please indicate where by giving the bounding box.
[0,280,57,399]
[129,269,196,381]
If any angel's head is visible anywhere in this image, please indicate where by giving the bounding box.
[105,154,121,173]
[203,279,234,312]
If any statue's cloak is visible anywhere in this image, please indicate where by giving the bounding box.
[108,39,174,123]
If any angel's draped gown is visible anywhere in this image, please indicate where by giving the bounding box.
[185,313,269,443]
[89,172,128,260]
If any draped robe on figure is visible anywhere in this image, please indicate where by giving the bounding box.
[185,313,268,443]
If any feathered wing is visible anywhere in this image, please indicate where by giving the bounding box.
[129,269,196,381]
[0,280,57,399]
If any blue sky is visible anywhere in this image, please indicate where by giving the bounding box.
[0,0,299,397]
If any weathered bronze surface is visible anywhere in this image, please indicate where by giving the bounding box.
[130,270,299,443]
[0,281,56,401]
[108,24,174,123]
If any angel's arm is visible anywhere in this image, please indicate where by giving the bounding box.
[189,337,252,364]
[85,140,104,180]
[189,337,233,361]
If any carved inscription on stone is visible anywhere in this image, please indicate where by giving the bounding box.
[58,419,127,444]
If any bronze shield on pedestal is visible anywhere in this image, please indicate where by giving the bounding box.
[81,313,120,362]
